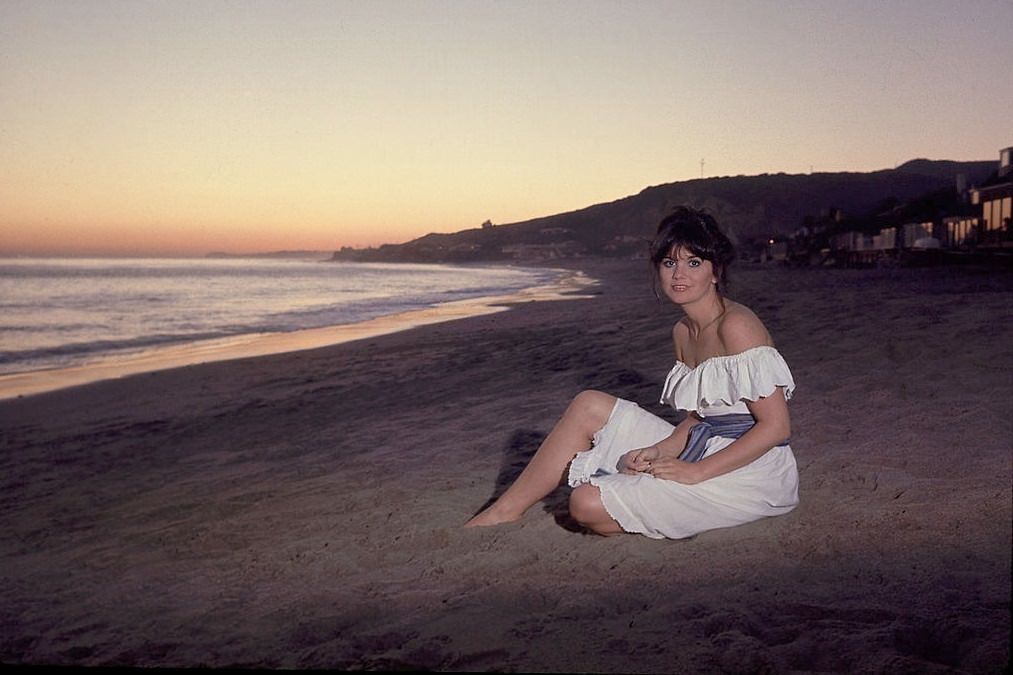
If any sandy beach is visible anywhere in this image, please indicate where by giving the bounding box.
[1,259,1010,672]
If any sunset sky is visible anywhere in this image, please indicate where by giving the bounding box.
[2,0,1011,257]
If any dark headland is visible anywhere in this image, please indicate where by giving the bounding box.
[332,159,999,264]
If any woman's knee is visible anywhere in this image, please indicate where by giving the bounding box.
[568,390,616,429]
[569,484,609,527]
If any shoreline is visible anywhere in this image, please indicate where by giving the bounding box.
[0,267,598,400]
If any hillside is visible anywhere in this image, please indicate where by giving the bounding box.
[334,159,995,263]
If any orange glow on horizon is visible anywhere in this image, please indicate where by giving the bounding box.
[0,215,450,257]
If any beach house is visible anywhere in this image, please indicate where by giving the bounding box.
[970,146,1013,246]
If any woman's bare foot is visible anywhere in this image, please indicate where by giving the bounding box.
[463,504,522,528]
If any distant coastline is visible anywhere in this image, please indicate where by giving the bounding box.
[205,250,333,261]
[326,158,1001,265]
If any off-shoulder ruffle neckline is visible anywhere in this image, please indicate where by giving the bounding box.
[674,344,781,371]
[661,344,795,411]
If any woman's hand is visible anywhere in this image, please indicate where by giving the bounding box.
[618,445,660,474]
[646,456,707,484]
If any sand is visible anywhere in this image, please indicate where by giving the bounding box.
[1,259,1010,672]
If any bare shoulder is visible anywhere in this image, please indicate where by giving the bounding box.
[717,301,773,354]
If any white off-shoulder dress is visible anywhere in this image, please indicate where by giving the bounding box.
[567,345,800,539]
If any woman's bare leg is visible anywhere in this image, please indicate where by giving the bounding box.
[465,390,616,527]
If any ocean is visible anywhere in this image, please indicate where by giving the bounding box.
[0,257,556,377]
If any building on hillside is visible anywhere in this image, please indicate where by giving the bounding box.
[970,146,1012,246]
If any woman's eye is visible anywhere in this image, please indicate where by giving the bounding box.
[688,259,701,267]
[663,259,675,268]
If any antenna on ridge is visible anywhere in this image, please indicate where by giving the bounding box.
[700,158,705,178]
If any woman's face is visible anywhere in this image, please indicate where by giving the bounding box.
[658,246,718,306]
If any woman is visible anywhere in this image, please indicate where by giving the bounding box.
[465,207,799,539]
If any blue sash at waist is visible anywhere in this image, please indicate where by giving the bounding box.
[678,413,790,463]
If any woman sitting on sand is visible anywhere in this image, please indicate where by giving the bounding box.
[466,206,799,539]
